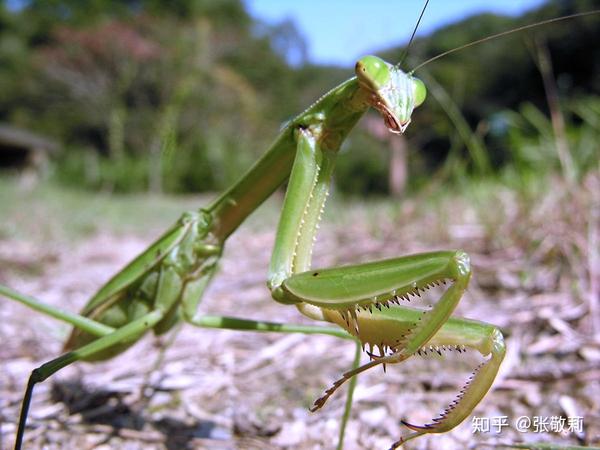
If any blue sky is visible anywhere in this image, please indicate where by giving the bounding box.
[245,0,547,66]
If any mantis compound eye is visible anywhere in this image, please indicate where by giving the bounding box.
[412,77,427,107]
[355,55,391,90]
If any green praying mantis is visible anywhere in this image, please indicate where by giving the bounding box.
[1,54,504,449]
[1,8,598,450]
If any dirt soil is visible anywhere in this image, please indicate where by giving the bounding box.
[1,179,599,450]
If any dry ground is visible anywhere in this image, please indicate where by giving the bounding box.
[1,174,599,450]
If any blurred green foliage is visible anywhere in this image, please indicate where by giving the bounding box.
[0,0,598,195]
[386,0,599,185]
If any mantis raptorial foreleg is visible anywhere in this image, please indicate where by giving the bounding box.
[319,308,506,448]
[285,251,473,405]
[261,104,505,445]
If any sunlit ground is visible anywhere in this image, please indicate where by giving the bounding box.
[1,173,598,449]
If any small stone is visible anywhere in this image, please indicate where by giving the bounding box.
[359,407,387,427]
[272,420,306,446]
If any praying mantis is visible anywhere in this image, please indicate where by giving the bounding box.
[1,8,597,450]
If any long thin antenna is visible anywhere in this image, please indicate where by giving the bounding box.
[410,9,600,73]
[397,0,430,68]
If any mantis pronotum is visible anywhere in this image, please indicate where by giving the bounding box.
[1,6,597,450]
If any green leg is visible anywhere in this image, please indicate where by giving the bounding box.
[188,314,352,339]
[392,324,505,448]
[186,314,359,449]
[4,284,359,449]
[14,310,165,450]
[178,248,363,448]
[136,321,184,413]
[337,341,361,450]
[275,250,472,412]
[0,284,114,337]
[261,129,481,441]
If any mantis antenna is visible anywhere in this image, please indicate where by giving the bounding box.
[410,9,600,73]
[397,0,430,69]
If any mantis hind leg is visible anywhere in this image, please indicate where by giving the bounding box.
[0,284,115,338]
[14,310,166,450]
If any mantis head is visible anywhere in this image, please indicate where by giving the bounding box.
[355,55,426,134]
